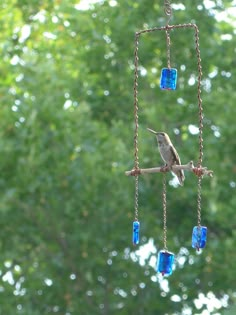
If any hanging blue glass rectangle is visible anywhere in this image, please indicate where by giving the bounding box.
[157,250,175,276]
[192,226,207,249]
[160,68,177,90]
[133,221,140,245]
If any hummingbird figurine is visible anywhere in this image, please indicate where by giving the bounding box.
[147,128,185,186]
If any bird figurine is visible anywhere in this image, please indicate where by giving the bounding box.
[147,128,185,186]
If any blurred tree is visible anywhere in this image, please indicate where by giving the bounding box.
[0,0,235,314]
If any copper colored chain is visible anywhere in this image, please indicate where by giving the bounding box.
[193,25,204,168]
[162,173,168,251]
[133,33,140,172]
[197,176,202,228]
[165,0,172,67]
[166,30,171,69]
[193,24,204,227]
[133,33,140,221]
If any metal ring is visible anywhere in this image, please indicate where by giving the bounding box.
[164,0,172,17]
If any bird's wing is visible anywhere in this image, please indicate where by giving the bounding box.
[170,145,181,165]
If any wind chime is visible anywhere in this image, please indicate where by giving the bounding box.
[125,0,213,276]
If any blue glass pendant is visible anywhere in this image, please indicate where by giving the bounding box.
[157,250,175,276]
[192,226,207,250]
[160,68,177,90]
[133,221,140,245]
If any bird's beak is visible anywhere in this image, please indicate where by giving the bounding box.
[147,128,157,135]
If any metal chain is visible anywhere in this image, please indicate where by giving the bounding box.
[166,30,171,68]
[193,25,204,168]
[134,176,139,221]
[164,0,172,68]
[162,173,168,251]
[197,176,202,228]
[133,32,140,221]
[193,24,204,227]
[133,32,140,171]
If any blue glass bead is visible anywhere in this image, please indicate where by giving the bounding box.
[192,226,207,250]
[160,68,177,90]
[133,221,140,245]
[157,250,175,276]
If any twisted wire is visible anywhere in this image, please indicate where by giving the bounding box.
[166,30,171,68]
[133,32,140,221]
[197,176,202,228]
[193,24,204,227]
[162,173,168,251]
[193,25,204,168]
[133,33,139,171]
[134,176,139,221]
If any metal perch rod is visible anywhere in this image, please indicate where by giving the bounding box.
[125,161,213,177]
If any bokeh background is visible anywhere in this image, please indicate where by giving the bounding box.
[0,0,235,314]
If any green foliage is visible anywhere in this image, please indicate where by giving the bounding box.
[0,0,235,314]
